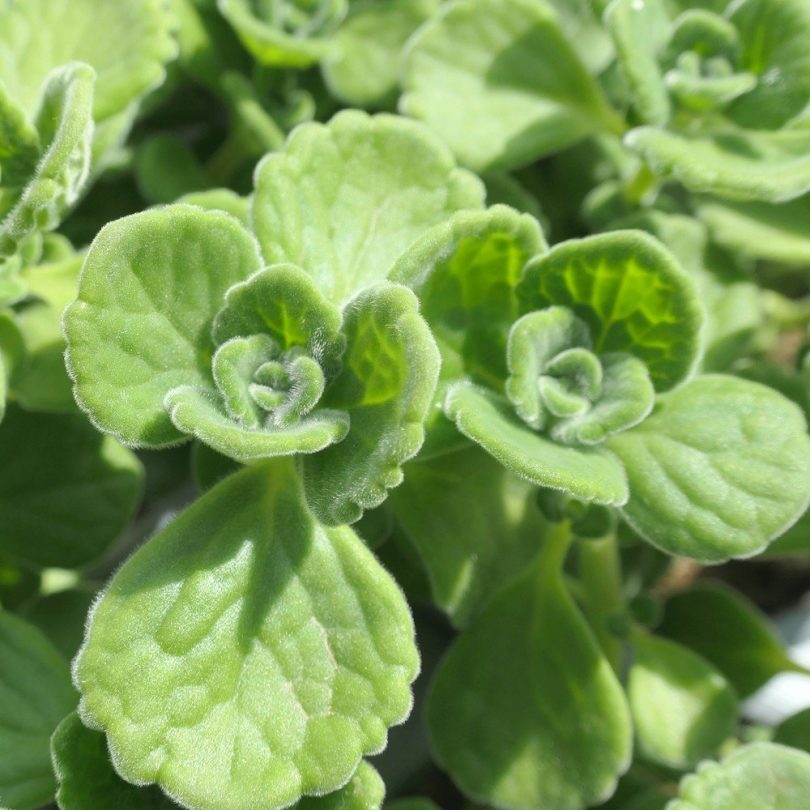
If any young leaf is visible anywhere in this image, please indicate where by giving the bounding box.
[658,584,808,698]
[303,284,440,525]
[0,406,144,569]
[666,742,810,810]
[391,205,546,388]
[0,611,76,810]
[400,0,624,172]
[74,461,418,810]
[64,205,264,447]
[445,383,630,505]
[607,375,810,562]
[252,110,484,305]
[518,230,703,392]
[628,633,738,769]
[774,708,810,754]
[427,527,632,810]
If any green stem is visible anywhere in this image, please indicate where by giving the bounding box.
[541,519,574,573]
[579,532,626,676]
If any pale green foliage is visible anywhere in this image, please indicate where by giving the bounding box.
[666,743,810,810]
[0,612,76,810]
[75,461,418,810]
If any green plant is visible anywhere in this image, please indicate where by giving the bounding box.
[2,0,810,808]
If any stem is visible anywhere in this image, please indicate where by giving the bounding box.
[541,519,574,573]
[579,532,626,676]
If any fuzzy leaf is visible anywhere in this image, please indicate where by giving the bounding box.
[304,284,440,525]
[74,461,417,810]
[400,0,623,172]
[628,633,737,769]
[0,406,144,569]
[445,383,629,505]
[518,230,703,391]
[607,375,810,561]
[64,205,263,447]
[252,110,484,305]
[666,743,810,810]
[0,612,76,810]
[427,529,632,810]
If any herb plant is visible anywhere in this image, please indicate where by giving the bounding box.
[2,0,810,809]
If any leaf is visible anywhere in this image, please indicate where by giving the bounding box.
[625,125,810,202]
[0,0,176,122]
[217,0,344,68]
[391,205,546,388]
[386,801,439,810]
[179,188,251,225]
[0,406,144,569]
[426,528,632,810]
[607,375,810,562]
[74,461,418,810]
[518,230,703,391]
[774,708,810,754]
[134,135,211,205]
[252,110,484,305]
[303,284,440,525]
[23,589,96,660]
[322,0,440,107]
[0,611,76,810]
[64,205,263,447]
[445,383,629,505]
[697,194,810,266]
[658,584,808,698]
[389,445,546,627]
[296,761,385,809]
[666,742,810,810]
[0,63,95,256]
[400,0,623,172]
[628,633,738,769]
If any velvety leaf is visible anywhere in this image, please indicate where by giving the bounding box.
[625,125,810,202]
[518,230,703,391]
[304,284,440,525]
[23,589,96,660]
[0,406,144,569]
[774,708,810,754]
[658,584,809,698]
[666,743,810,810]
[0,0,176,121]
[427,527,632,810]
[0,611,76,810]
[296,761,385,809]
[628,633,737,769]
[400,0,624,172]
[64,205,263,447]
[74,461,417,810]
[391,205,546,388]
[445,383,629,505]
[252,110,484,305]
[135,135,211,205]
[322,0,440,106]
[607,375,810,562]
[179,188,251,225]
[389,445,546,626]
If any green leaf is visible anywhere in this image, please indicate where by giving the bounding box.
[135,135,211,205]
[607,375,810,562]
[74,461,418,810]
[64,205,264,447]
[697,195,810,266]
[427,527,632,810]
[389,445,546,626]
[400,0,624,172]
[0,63,95,256]
[322,0,440,107]
[0,406,143,569]
[252,110,484,305]
[23,589,96,660]
[386,801,439,810]
[304,284,440,525]
[628,633,738,769]
[625,125,810,202]
[217,0,344,67]
[445,383,629,505]
[774,708,810,754]
[666,742,810,810]
[391,205,546,388]
[296,761,385,809]
[518,230,703,391]
[658,584,809,698]
[0,0,176,121]
[0,611,76,810]
[179,188,251,225]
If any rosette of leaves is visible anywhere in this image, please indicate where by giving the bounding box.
[394,206,810,562]
[0,0,176,257]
